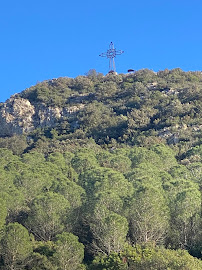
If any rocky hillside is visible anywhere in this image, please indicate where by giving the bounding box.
[0,69,201,157]
[0,96,84,137]
[0,69,202,270]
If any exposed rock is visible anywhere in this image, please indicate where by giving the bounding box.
[158,124,202,145]
[147,82,158,90]
[0,97,35,136]
[0,97,84,137]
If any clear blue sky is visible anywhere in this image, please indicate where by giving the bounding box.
[0,0,202,102]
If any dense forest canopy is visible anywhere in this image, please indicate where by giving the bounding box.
[0,69,201,269]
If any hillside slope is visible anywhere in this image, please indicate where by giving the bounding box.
[0,69,201,157]
[0,69,201,269]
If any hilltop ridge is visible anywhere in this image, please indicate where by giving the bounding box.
[0,69,201,156]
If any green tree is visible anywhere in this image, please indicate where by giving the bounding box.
[123,244,202,270]
[74,75,94,93]
[53,232,85,270]
[0,135,28,155]
[71,149,99,174]
[0,166,25,223]
[79,167,133,199]
[167,179,201,249]
[150,144,178,170]
[90,252,128,270]
[14,169,52,204]
[129,187,169,244]
[90,244,202,270]
[90,207,128,255]
[78,101,121,140]
[96,148,132,173]
[0,199,7,232]
[29,241,56,270]
[26,192,70,241]
[50,176,85,232]
[95,81,118,98]
[0,223,33,270]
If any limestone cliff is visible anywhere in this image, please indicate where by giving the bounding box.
[0,96,83,137]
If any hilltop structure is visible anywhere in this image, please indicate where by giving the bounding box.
[99,42,124,73]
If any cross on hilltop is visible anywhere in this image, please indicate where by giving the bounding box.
[99,42,124,73]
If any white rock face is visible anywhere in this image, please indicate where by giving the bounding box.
[36,104,63,128]
[0,97,84,137]
[0,97,35,136]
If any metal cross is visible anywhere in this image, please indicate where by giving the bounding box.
[99,42,124,73]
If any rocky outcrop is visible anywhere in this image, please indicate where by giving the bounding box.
[0,97,84,137]
[0,97,35,136]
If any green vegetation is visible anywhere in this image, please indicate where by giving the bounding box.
[0,69,201,269]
